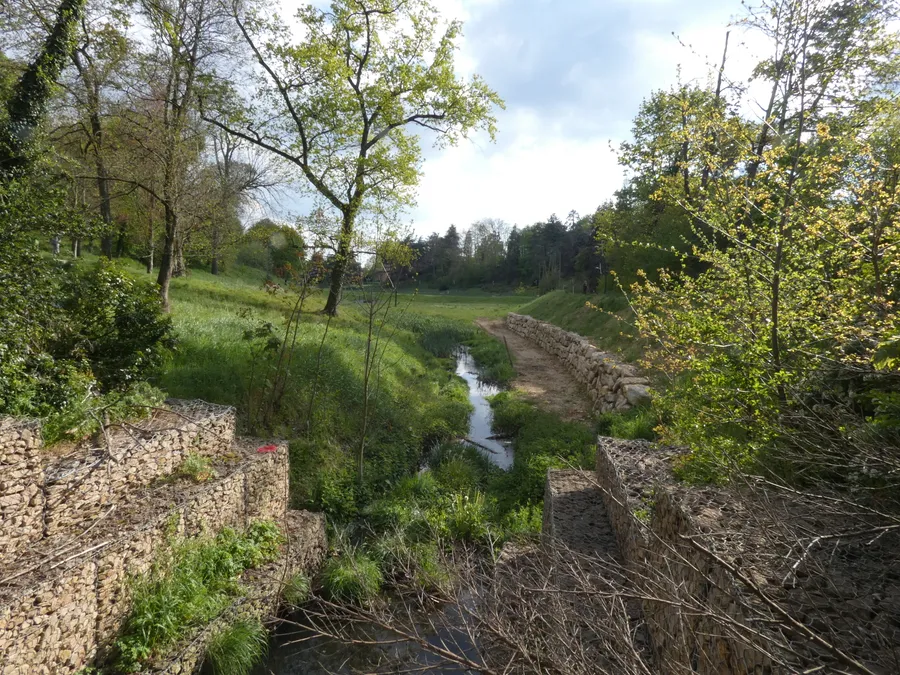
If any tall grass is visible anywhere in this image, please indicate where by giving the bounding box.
[204,618,268,675]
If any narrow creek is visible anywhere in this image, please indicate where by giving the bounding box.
[255,349,508,674]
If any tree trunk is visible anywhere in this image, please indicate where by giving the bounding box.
[73,237,81,257]
[146,191,155,273]
[156,205,176,311]
[323,211,355,316]
[211,256,219,275]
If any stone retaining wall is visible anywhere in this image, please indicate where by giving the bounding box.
[0,418,43,567]
[506,313,650,412]
[0,441,294,675]
[592,437,900,674]
[42,400,235,537]
[594,437,780,674]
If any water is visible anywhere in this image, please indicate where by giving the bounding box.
[256,349,508,674]
[454,349,513,470]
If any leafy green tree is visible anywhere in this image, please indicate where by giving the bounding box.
[204,0,503,315]
[628,0,900,482]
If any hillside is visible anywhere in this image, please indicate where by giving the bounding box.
[516,290,642,362]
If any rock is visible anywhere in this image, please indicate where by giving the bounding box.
[623,384,651,406]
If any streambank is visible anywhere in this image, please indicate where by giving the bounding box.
[256,348,509,674]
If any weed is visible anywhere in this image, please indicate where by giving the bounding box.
[175,452,217,483]
[113,522,281,672]
[282,572,311,606]
[204,618,268,675]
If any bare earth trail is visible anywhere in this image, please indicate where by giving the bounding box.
[475,318,591,421]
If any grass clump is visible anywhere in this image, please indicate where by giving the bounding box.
[320,552,383,604]
[282,572,311,606]
[465,331,515,384]
[597,405,658,441]
[203,618,268,675]
[175,451,218,483]
[113,521,282,672]
[490,391,596,508]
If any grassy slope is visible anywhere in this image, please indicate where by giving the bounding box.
[516,290,643,361]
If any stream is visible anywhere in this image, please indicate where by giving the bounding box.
[254,349,508,674]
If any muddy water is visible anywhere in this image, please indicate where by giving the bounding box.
[256,349,506,674]
[454,349,513,469]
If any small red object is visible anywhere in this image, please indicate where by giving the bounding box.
[256,444,278,454]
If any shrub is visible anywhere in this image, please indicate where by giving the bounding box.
[320,552,383,604]
[53,260,175,390]
[175,452,217,483]
[204,618,268,675]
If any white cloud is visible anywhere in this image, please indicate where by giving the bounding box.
[412,109,621,234]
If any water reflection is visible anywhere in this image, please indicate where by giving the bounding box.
[454,349,513,470]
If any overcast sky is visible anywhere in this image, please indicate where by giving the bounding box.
[267,0,768,237]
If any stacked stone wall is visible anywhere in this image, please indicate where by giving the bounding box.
[42,401,235,537]
[594,438,779,673]
[506,313,649,412]
[592,437,900,674]
[0,418,304,675]
[0,419,44,566]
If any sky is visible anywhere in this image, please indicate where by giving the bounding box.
[405,0,772,237]
[265,0,771,238]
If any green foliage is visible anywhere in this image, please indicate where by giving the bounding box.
[204,618,268,675]
[1,0,85,174]
[40,381,166,446]
[465,331,515,384]
[114,522,281,672]
[52,260,175,390]
[597,405,658,441]
[320,552,383,605]
[490,392,596,507]
[625,0,900,484]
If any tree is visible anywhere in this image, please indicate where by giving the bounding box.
[121,0,236,309]
[628,0,900,479]
[0,0,85,176]
[204,0,503,315]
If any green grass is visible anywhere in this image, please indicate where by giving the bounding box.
[394,288,530,321]
[320,552,384,604]
[597,405,659,441]
[114,521,282,672]
[204,618,268,675]
[517,290,642,361]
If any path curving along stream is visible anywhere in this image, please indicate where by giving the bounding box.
[474,318,591,421]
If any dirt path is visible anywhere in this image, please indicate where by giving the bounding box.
[475,318,591,421]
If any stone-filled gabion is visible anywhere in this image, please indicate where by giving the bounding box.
[0,418,44,567]
[506,313,651,412]
[0,399,321,675]
[42,401,236,537]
